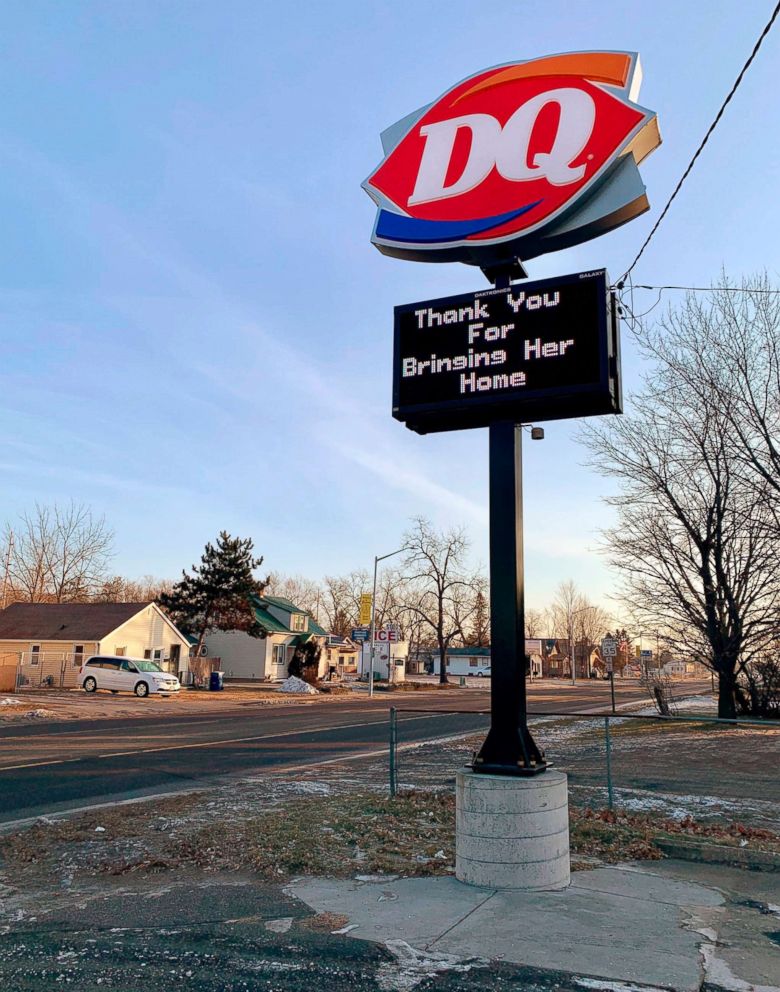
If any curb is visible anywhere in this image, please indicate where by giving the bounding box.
[656,837,780,871]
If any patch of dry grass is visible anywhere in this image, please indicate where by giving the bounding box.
[0,791,203,865]
[172,791,456,879]
[4,784,779,884]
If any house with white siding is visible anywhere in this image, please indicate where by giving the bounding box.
[206,594,329,681]
[0,601,193,689]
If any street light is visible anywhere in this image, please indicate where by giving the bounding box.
[368,546,411,697]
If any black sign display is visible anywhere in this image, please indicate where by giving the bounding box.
[393,269,620,434]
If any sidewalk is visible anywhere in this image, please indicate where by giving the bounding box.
[1,856,777,990]
[291,858,780,991]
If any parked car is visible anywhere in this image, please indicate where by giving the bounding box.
[474,666,491,677]
[79,656,180,697]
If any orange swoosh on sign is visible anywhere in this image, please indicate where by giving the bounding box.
[452,52,633,107]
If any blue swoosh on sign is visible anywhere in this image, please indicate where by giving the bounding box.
[375,201,542,243]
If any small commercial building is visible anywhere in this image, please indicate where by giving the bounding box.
[359,630,407,682]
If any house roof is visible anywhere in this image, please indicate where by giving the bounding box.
[446,646,491,656]
[251,595,327,637]
[262,594,304,613]
[0,602,151,641]
[251,600,293,634]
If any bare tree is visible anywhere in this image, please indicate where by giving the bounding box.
[582,286,780,717]
[265,573,322,619]
[524,608,546,639]
[2,502,114,603]
[399,517,476,684]
[320,573,358,637]
[642,275,780,532]
[574,603,611,676]
[92,574,174,603]
[465,579,490,646]
[551,580,584,681]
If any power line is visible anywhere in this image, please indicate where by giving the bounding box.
[630,284,780,294]
[619,0,780,284]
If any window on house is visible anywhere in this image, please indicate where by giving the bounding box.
[143,650,151,659]
[73,645,84,668]
[469,658,479,667]
[273,644,287,667]
[291,614,306,632]
[30,645,41,666]
[115,647,127,657]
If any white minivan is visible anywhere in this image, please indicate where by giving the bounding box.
[79,656,181,697]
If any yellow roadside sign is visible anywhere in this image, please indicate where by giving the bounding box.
[359,593,373,626]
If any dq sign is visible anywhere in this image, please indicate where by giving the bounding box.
[363,51,660,265]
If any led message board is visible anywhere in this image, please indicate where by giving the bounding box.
[393,270,620,434]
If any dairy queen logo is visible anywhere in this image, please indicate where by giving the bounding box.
[363,51,661,265]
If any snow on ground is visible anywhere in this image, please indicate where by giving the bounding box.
[571,783,780,827]
[280,676,318,694]
[632,694,717,717]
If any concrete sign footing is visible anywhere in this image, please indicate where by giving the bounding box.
[455,768,570,890]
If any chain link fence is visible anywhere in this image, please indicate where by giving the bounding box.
[388,707,780,831]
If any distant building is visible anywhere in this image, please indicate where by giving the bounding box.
[205,594,328,681]
[445,646,491,676]
[444,643,543,678]
[0,601,192,688]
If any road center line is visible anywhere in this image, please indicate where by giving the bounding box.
[93,712,447,759]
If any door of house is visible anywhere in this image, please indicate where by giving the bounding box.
[271,643,287,679]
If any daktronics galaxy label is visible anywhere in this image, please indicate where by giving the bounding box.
[364,52,660,265]
[393,270,620,433]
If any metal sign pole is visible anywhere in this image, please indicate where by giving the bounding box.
[472,387,547,772]
[472,265,547,776]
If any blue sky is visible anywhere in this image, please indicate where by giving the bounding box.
[1,1,779,612]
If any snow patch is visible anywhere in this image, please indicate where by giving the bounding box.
[0,698,22,706]
[280,676,318,695]
[575,980,670,992]
[377,940,488,992]
[264,917,293,934]
[632,694,716,717]
[700,942,780,992]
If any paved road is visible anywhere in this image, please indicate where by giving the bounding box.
[0,679,708,823]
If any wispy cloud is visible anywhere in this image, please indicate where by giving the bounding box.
[0,133,477,535]
[329,439,488,527]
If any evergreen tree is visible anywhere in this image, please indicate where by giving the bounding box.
[159,532,269,661]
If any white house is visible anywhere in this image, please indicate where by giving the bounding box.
[444,643,543,677]
[0,601,193,689]
[205,594,329,681]
[444,646,491,676]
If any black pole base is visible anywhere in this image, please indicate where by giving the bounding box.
[472,725,548,777]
